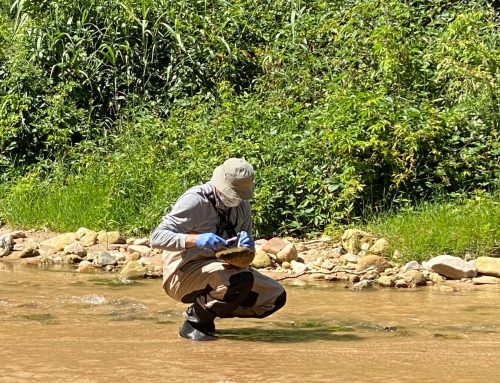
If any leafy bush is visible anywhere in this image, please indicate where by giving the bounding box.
[0,0,498,239]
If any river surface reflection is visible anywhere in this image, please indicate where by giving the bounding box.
[1,262,499,383]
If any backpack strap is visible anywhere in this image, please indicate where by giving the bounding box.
[205,188,236,238]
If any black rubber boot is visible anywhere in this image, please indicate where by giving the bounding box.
[179,302,217,341]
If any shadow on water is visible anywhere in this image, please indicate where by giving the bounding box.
[217,326,363,343]
[218,319,363,343]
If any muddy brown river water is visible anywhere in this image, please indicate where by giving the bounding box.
[1,262,499,383]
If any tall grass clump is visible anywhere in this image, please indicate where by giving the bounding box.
[365,193,500,262]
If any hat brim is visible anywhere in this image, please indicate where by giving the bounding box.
[212,165,254,200]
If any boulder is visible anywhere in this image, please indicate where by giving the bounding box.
[377,275,396,287]
[352,280,372,290]
[342,253,359,263]
[361,269,380,281]
[356,254,391,272]
[251,250,273,269]
[78,260,96,273]
[472,276,499,285]
[0,234,15,257]
[19,246,40,259]
[424,255,477,279]
[41,233,77,251]
[92,252,118,267]
[260,237,290,255]
[476,257,500,277]
[97,231,126,246]
[276,243,298,264]
[128,245,151,256]
[64,242,87,257]
[320,259,336,271]
[341,229,375,255]
[369,238,390,255]
[119,261,146,281]
[401,270,427,287]
[75,228,98,247]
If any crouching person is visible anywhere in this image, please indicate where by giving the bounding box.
[151,158,286,341]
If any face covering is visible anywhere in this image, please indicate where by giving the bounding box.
[218,191,241,208]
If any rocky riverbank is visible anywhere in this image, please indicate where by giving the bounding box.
[1,226,499,289]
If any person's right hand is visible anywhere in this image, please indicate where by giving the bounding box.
[195,233,227,251]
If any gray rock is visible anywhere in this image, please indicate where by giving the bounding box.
[403,261,420,271]
[362,269,380,281]
[423,255,477,279]
[342,252,359,263]
[377,275,396,287]
[64,241,87,257]
[352,280,373,290]
[320,259,336,270]
[92,252,118,267]
[331,247,345,256]
[0,234,14,257]
[401,270,427,287]
[19,246,40,259]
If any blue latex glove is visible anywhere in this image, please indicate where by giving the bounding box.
[195,233,227,251]
[237,231,255,251]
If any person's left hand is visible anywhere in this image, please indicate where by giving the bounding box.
[237,231,255,251]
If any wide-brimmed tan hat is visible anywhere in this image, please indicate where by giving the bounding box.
[211,158,255,200]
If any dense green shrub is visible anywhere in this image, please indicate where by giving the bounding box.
[0,0,498,238]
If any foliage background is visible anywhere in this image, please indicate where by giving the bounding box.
[0,0,498,240]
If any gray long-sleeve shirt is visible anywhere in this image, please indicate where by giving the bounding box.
[151,182,252,279]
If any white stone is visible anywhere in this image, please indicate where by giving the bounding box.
[290,260,307,274]
[423,254,477,279]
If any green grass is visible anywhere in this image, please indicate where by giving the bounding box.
[365,193,500,262]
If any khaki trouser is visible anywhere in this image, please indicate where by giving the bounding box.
[163,256,286,318]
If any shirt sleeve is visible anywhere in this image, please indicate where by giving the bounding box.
[150,192,203,251]
[235,200,253,237]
